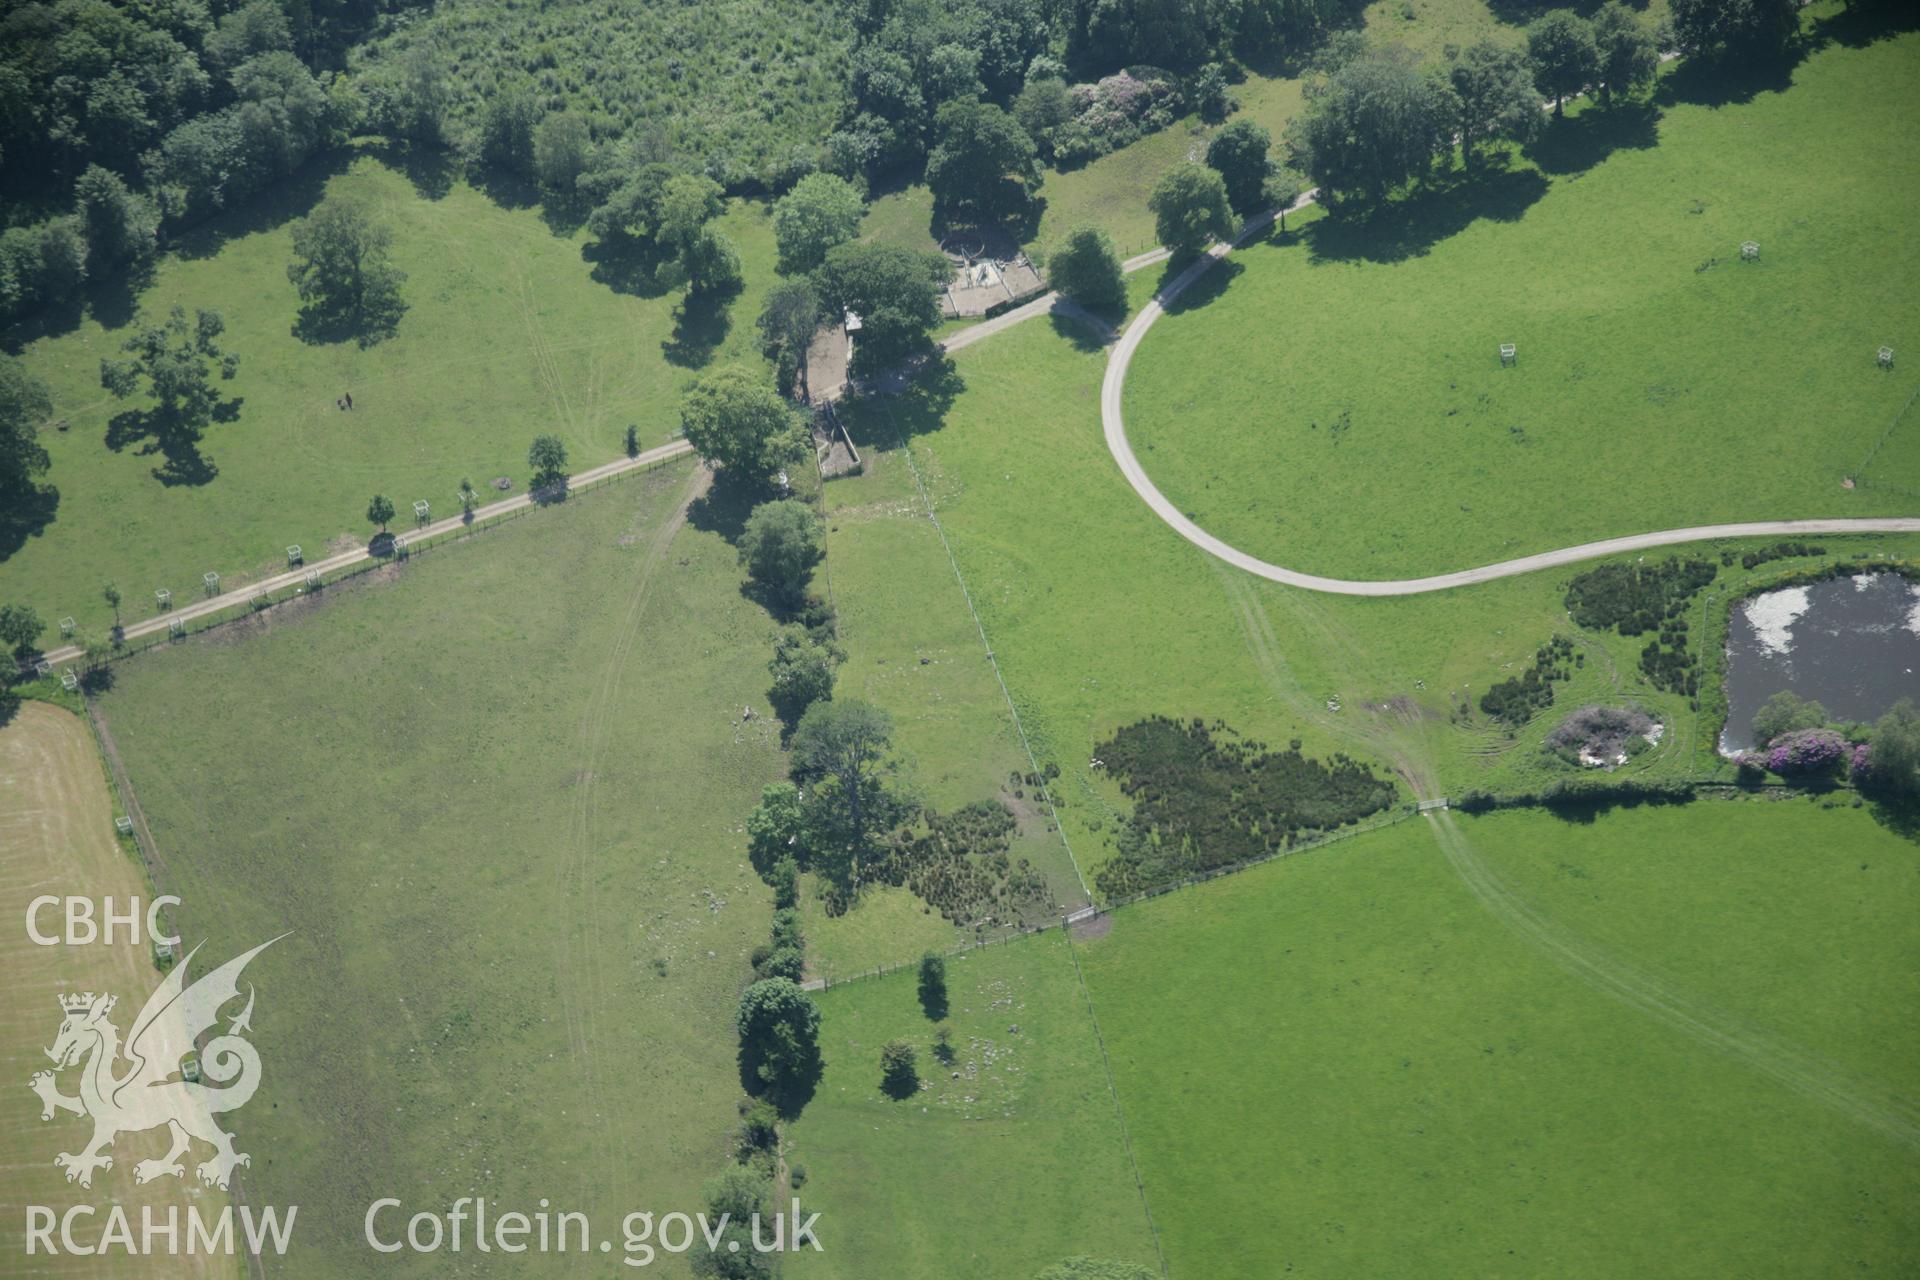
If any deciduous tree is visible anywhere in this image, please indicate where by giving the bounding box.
[0,603,45,657]
[758,281,824,398]
[0,357,53,501]
[1591,2,1660,105]
[917,951,948,1020]
[734,978,821,1102]
[479,89,538,175]
[1866,699,1920,796]
[768,625,842,726]
[748,782,808,873]
[1148,163,1234,259]
[791,699,902,885]
[773,173,865,275]
[1047,226,1126,313]
[1528,11,1599,116]
[528,434,568,487]
[925,100,1043,225]
[74,166,159,277]
[1669,0,1799,62]
[1750,691,1828,747]
[812,241,949,377]
[99,306,239,442]
[1205,120,1274,221]
[287,197,407,344]
[680,366,804,479]
[1285,44,1451,206]
[879,1039,918,1098]
[533,112,593,193]
[1445,40,1543,169]
[739,500,824,604]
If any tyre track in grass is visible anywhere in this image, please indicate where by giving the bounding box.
[1425,807,1920,1150]
[556,464,708,1212]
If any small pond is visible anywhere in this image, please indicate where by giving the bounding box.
[1720,572,1920,753]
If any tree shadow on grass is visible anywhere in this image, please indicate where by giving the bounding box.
[1538,787,1696,826]
[1046,306,1110,353]
[1522,100,1662,177]
[1305,166,1549,266]
[581,237,674,300]
[291,294,408,349]
[1483,0,1620,26]
[371,140,459,203]
[169,148,357,264]
[537,189,593,239]
[0,482,59,564]
[873,357,966,448]
[662,287,737,369]
[1865,791,1920,844]
[103,400,238,487]
[1810,0,1920,50]
[737,1052,822,1122]
[469,165,543,214]
[1159,255,1243,315]
[687,468,762,545]
[1656,49,1801,110]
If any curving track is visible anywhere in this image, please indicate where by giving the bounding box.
[1100,201,1920,596]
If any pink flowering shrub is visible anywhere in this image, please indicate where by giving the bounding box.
[1055,67,1180,167]
[1765,728,1848,776]
[1848,743,1873,784]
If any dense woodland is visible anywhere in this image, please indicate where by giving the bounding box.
[0,0,1385,327]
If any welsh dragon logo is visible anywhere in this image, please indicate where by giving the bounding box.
[29,936,283,1191]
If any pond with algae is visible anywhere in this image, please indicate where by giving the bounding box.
[1720,572,1920,752]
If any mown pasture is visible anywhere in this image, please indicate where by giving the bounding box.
[1076,799,1920,1277]
[1125,22,1920,577]
[5,154,779,633]
[90,462,787,1276]
[785,929,1159,1279]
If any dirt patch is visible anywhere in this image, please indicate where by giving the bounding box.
[1365,695,1435,725]
[1068,911,1113,941]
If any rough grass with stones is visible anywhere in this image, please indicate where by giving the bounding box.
[784,932,1157,1279]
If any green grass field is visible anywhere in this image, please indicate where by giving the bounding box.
[785,930,1159,1279]
[1126,23,1920,578]
[859,0,1667,262]
[834,309,1920,884]
[4,152,780,634]
[800,400,1091,976]
[1077,799,1920,1277]
[89,462,786,1275]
